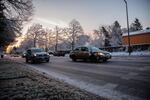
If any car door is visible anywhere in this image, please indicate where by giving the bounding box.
[80,47,90,59]
[26,49,32,59]
[73,47,81,59]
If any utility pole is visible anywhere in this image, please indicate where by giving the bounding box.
[124,0,131,56]
[55,26,58,52]
[72,24,75,50]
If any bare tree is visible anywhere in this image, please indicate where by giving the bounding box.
[27,24,43,47]
[45,28,54,50]
[69,19,84,50]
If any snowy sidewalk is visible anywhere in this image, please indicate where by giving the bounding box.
[111,51,150,56]
[0,59,106,100]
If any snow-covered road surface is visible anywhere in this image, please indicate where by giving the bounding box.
[7,55,150,100]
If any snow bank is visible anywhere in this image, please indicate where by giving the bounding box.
[111,51,150,56]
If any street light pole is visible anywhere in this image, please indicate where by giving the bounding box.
[124,0,131,56]
[55,26,58,52]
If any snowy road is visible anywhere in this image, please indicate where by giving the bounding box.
[9,56,150,100]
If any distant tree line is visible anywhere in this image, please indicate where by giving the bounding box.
[1,1,149,53]
[19,17,148,52]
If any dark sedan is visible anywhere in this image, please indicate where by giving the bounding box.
[69,46,111,62]
[25,48,50,63]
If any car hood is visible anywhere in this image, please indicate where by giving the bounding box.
[100,50,110,54]
[34,52,48,55]
[92,50,110,54]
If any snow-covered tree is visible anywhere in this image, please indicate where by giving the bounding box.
[130,18,143,32]
[110,21,122,46]
[92,26,111,48]
[92,27,104,47]
[76,35,90,46]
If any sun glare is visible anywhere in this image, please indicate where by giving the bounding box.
[6,36,25,53]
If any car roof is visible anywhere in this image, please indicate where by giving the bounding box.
[28,48,42,50]
[76,46,95,49]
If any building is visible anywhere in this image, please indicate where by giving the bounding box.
[100,29,150,52]
[122,29,150,51]
[122,29,150,45]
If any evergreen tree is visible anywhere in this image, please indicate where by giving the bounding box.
[101,27,111,47]
[130,18,143,32]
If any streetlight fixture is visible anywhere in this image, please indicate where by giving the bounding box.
[124,0,131,55]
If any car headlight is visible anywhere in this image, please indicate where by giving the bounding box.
[33,54,37,56]
[47,53,50,56]
[97,52,105,56]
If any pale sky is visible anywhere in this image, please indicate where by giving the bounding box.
[25,0,150,34]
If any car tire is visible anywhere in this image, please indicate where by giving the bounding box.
[103,59,107,62]
[95,56,100,62]
[31,59,36,63]
[83,59,87,62]
[26,58,29,63]
[46,59,49,62]
[72,58,76,62]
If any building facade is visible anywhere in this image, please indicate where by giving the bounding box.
[122,29,150,45]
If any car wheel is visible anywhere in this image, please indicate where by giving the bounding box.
[72,58,76,62]
[103,59,107,62]
[26,58,29,63]
[46,59,49,62]
[31,59,36,63]
[95,56,100,62]
[83,59,87,62]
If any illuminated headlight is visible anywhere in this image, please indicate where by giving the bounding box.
[98,52,105,56]
[33,54,37,56]
[47,53,50,56]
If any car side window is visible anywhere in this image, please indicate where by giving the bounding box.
[74,48,80,51]
[27,50,31,55]
[81,47,88,51]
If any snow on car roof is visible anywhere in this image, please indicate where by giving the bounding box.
[123,29,150,36]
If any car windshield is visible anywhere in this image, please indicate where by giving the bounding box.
[32,48,44,53]
[91,47,101,52]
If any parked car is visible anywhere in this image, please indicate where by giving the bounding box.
[48,50,54,55]
[25,48,50,63]
[53,51,66,56]
[69,46,111,62]
[22,51,26,58]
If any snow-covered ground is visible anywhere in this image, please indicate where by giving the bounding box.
[65,51,150,57]
[26,64,141,100]
[111,51,150,56]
